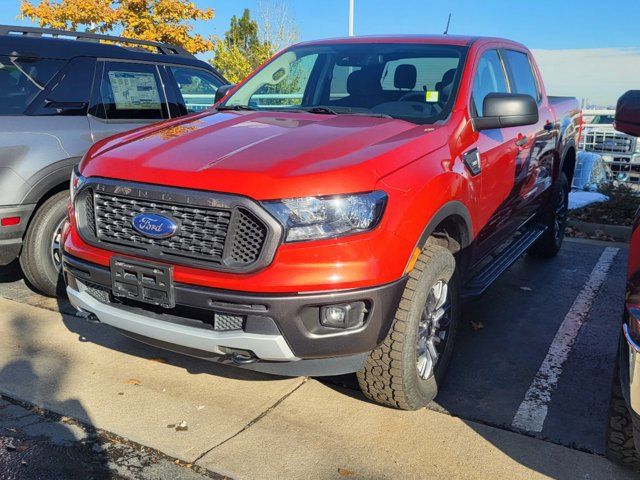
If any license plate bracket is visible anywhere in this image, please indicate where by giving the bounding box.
[110,257,175,308]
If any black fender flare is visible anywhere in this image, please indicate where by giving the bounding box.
[414,200,473,251]
[558,139,577,180]
[22,156,81,205]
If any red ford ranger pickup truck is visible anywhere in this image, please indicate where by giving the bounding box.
[61,35,582,410]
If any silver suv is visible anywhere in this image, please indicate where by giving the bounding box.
[0,25,227,296]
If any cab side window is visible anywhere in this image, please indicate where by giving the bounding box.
[91,61,167,120]
[170,67,222,113]
[503,50,540,102]
[471,50,508,117]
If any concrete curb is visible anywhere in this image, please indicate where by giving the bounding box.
[567,218,631,242]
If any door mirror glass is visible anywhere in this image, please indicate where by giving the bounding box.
[215,84,235,104]
[615,90,640,137]
[474,93,538,130]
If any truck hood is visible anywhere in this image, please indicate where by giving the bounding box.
[81,110,445,199]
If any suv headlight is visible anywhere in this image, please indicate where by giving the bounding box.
[264,191,387,242]
[70,166,85,202]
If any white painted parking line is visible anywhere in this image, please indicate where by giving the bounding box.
[511,246,619,433]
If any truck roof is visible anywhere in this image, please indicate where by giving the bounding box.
[294,34,526,49]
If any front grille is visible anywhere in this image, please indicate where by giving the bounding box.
[580,130,635,154]
[75,180,279,272]
[94,191,232,263]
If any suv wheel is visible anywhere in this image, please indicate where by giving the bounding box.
[357,243,459,410]
[528,172,569,258]
[20,191,69,297]
[606,356,640,472]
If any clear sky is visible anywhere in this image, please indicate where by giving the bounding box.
[3,0,639,106]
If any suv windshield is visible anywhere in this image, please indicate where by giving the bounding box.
[222,43,467,124]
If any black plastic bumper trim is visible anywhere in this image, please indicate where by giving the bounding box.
[62,252,407,359]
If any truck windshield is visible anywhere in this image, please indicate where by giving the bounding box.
[221,43,467,124]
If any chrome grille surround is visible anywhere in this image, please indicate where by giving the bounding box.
[74,178,282,273]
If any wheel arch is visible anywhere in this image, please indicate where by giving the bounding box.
[414,201,473,256]
[559,141,577,186]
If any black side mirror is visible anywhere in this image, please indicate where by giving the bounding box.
[615,90,640,137]
[474,93,539,131]
[215,84,235,104]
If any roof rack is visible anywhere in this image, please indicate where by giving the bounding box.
[0,24,192,57]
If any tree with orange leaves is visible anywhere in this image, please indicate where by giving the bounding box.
[20,0,215,54]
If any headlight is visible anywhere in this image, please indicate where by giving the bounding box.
[264,191,387,242]
[70,166,85,202]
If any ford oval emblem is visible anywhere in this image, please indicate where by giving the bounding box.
[131,213,178,239]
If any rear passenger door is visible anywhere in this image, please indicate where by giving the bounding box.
[88,60,169,143]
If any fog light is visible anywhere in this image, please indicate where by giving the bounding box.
[320,302,366,329]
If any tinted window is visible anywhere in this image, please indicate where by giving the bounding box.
[170,67,222,113]
[504,50,539,101]
[30,57,95,116]
[0,56,64,115]
[472,50,508,117]
[92,61,167,120]
[223,44,466,125]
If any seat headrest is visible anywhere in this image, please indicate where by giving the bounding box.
[440,68,456,87]
[394,64,417,90]
[347,69,383,96]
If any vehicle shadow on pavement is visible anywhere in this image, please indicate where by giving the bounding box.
[0,313,112,478]
[56,295,284,384]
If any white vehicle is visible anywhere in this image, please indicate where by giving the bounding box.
[580,109,640,185]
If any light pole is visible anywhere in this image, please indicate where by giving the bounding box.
[349,0,354,36]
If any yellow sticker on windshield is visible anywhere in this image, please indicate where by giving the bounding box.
[425,91,440,103]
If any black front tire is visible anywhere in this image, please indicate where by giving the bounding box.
[20,191,69,297]
[528,172,569,258]
[357,243,460,410]
[606,359,640,473]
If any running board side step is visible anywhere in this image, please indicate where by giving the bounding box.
[462,225,547,300]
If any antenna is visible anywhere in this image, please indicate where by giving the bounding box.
[443,13,452,35]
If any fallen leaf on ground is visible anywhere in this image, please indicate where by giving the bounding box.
[175,420,188,431]
[338,468,358,478]
[470,320,484,331]
[125,379,141,386]
[148,358,167,363]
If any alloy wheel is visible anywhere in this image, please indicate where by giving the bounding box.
[416,279,451,380]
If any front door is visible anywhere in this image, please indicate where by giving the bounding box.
[465,48,521,261]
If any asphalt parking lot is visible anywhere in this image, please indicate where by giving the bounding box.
[0,237,635,479]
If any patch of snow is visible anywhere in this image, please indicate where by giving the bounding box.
[568,191,608,210]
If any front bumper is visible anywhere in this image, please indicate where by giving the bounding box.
[63,253,405,376]
[0,204,36,265]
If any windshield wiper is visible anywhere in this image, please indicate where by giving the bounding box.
[300,106,392,119]
[348,112,393,119]
[217,105,257,111]
[299,106,338,115]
